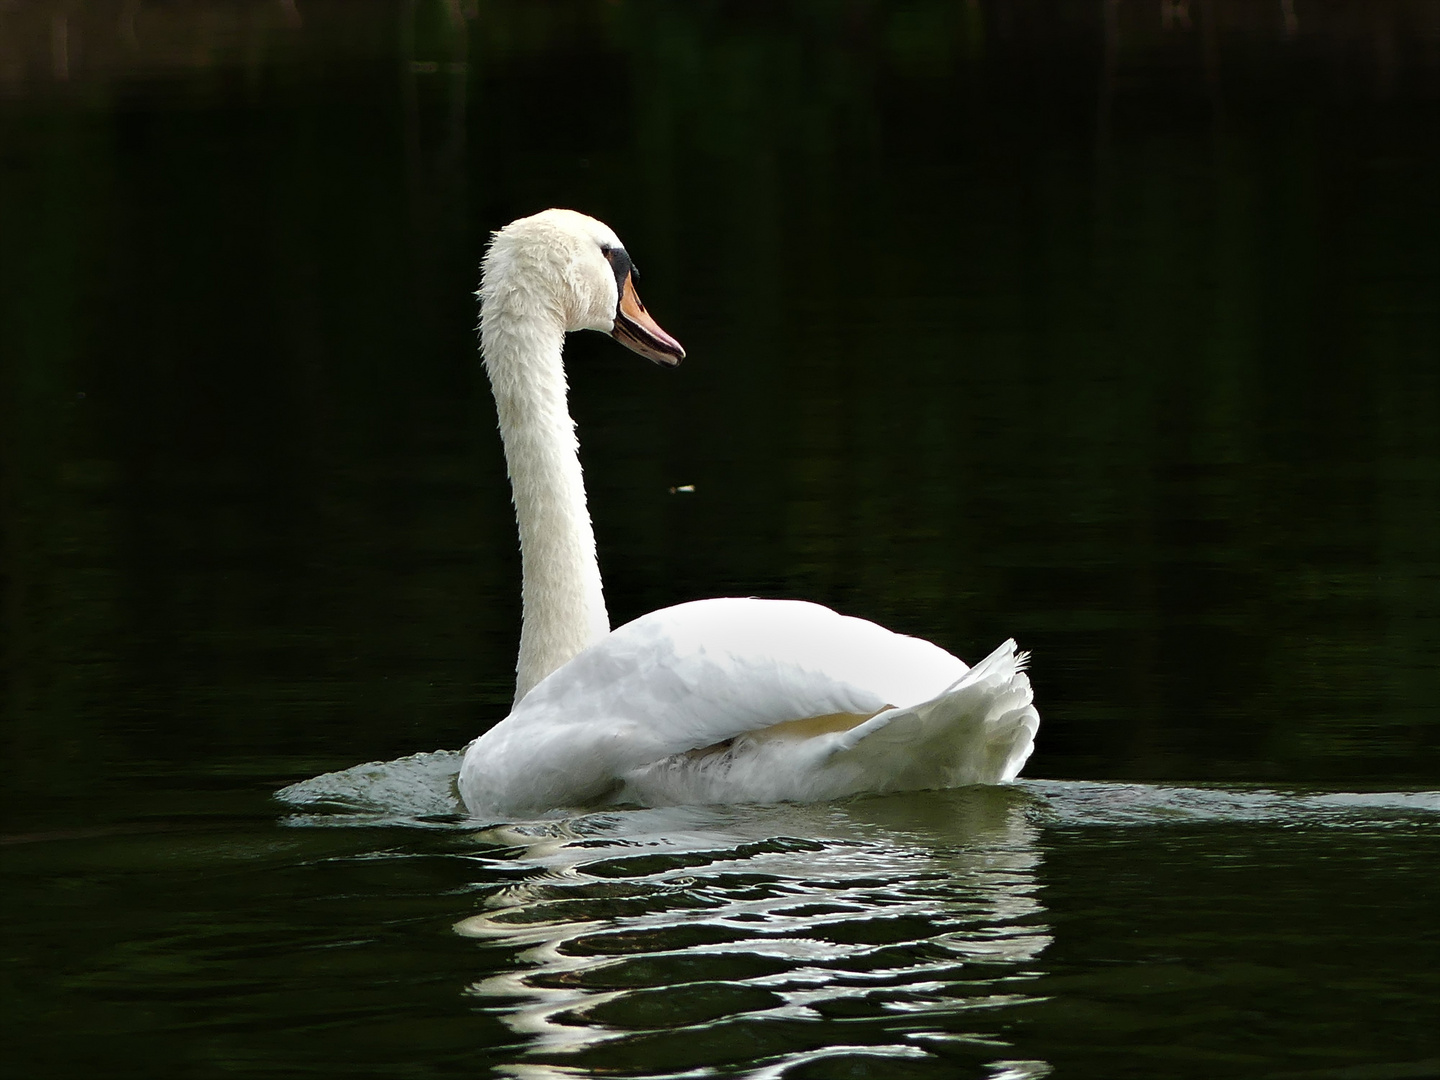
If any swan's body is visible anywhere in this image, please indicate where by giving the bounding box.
[458,209,1038,818]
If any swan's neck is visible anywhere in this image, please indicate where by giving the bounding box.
[483,313,610,705]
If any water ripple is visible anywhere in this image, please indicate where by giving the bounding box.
[275,759,1436,1076]
[449,793,1048,1076]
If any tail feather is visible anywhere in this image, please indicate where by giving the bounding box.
[831,639,1039,790]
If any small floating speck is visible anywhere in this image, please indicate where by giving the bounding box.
[668,484,696,494]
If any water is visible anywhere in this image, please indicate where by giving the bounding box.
[6,756,1436,1077]
[2,2,1438,1076]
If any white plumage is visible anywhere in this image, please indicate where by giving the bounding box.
[458,209,1039,818]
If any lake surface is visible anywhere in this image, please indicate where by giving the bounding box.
[2,2,1437,1076]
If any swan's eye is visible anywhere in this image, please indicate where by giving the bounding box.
[601,244,636,279]
[603,246,635,299]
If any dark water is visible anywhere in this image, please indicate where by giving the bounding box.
[2,2,1438,1076]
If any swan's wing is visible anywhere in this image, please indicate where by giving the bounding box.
[615,638,1038,807]
[529,596,969,740]
[461,598,970,814]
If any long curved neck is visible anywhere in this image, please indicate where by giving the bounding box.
[482,310,610,705]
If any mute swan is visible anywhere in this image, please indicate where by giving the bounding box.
[458,209,1039,817]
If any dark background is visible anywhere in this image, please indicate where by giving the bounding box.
[2,6,1438,1079]
[3,0,1438,837]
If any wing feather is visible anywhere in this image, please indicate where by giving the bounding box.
[460,598,971,814]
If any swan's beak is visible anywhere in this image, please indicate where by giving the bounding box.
[612,273,685,366]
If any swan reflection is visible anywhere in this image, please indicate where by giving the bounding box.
[456,787,1051,1077]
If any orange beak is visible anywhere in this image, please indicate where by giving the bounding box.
[611,272,685,366]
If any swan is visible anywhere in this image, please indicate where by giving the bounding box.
[458,208,1039,817]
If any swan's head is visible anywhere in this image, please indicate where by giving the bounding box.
[481,208,685,366]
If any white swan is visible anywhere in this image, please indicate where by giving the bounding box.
[458,209,1039,817]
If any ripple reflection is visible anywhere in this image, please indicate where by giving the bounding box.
[277,760,1436,1077]
[455,790,1050,1077]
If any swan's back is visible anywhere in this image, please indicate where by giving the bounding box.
[459,598,1037,816]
